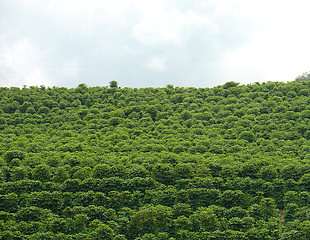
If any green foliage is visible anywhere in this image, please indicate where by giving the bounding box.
[223,81,240,89]
[295,71,310,82]
[130,205,173,235]
[0,81,310,238]
[238,131,256,143]
[32,165,51,182]
[109,80,118,88]
[90,222,114,239]
[92,164,111,179]
[4,150,25,163]
[0,193,18,212]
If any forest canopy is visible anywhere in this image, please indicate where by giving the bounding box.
[0,81,310,239]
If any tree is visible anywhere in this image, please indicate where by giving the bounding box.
[190,208,218,232]
[32,164,51,182]
[152,163,174,185]
[130,205,173,236]
[223,81,240,89]
[258,166,278,182]
[4,150,25,164]
[174,163,194,180]
[221,190,251,209]
[238,131,256,143]
[0,193,19,212]
[73,167,92,180]
[109,80,118,88]
[11,166,28,181]
[300,173,310,191]
[90,223,115,240]
[259,198,278,220]
[92,164,111,179]
[16,206,52,222]
[295,71,310,82]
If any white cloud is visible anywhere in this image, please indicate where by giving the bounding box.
[132,3,216,46]
[145,56,167,72]
[45,0,131,21]
[61,59,79,79]
[2,0,310,88]
[0,39,50,87]
[223,0,310,83]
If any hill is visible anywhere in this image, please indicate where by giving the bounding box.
[0,81,310,239]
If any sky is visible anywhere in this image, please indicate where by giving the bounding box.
[1,0,310,88]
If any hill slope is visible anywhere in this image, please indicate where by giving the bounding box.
[1,81,310,239]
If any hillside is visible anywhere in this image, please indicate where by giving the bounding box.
[1,81,310,239]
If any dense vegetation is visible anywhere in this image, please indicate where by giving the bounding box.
[295,72,310,82]
[1,80,310,239]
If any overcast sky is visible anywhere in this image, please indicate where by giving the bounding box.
[1,0,310,88]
